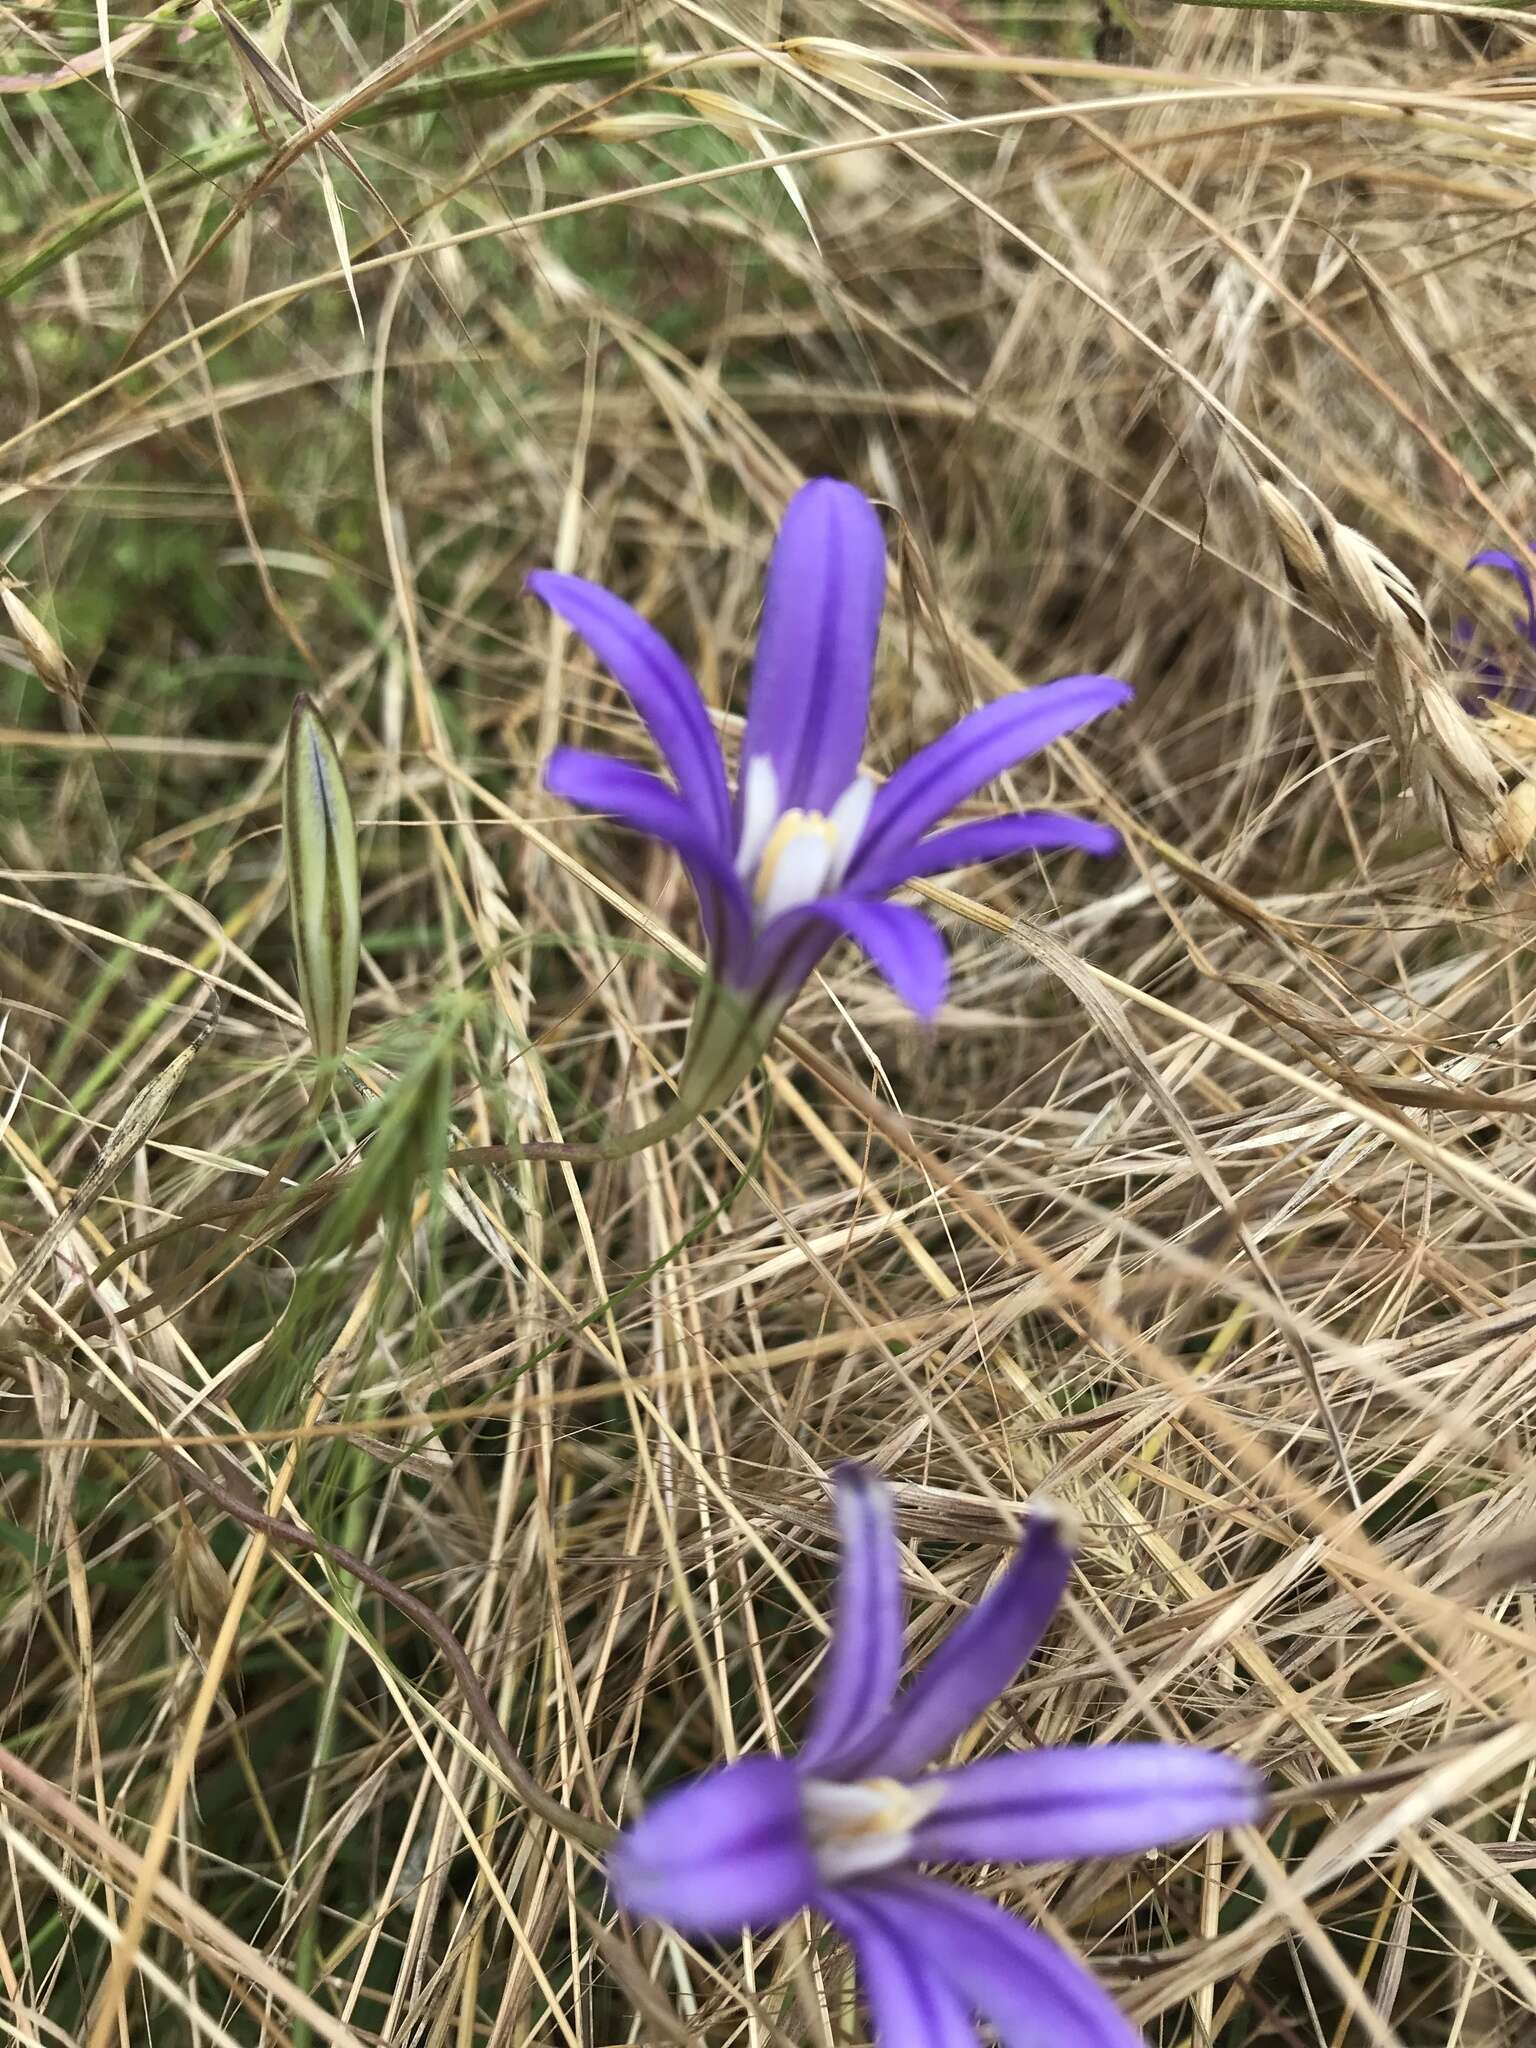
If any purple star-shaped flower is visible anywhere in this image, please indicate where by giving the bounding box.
[1457,544,1536,715]
[610,1466,1265,2048]
[530,480,1131,1102]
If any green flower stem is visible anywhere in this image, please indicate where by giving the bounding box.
[86,987,777,1323]
[456,984,783,1165]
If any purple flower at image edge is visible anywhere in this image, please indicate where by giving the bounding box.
[1457,544,1536,716]
[529,480,1131,1071]
[610,1466,1266,2048]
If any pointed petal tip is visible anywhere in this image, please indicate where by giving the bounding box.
[746,479,887,813]
[1222,1757,1270,1826]
[1075,820,1124,857]
[855,1495,1074,1779]
[1026,1493,1081,1554]
[833,1459,890,1502]
[802,1461,906,1776]
[791,474,879,514]
[526,565,605,617]
[544,745,647,806]
[1040,671,1135,730]
[522,567,732,838]
[914,1742,1266,1869]
[854,675,1134,878]
[910,981,947,1029]
[899,965,947,1028]
[767,894,948,1024]
[1078,673,1135,715]
[852,809,1123,895]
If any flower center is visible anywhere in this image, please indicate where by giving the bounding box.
[735,754,875,924]
[801,1775,940,1885]
[753,807,839,913]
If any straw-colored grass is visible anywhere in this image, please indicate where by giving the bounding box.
[4,2,1536,2042]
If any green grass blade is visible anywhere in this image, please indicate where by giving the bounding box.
[1,48,647,300]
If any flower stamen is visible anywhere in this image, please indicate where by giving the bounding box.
[754,808,840,913]
[742,770,877,923]
[802,1775,942,1884]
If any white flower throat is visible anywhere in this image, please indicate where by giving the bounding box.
[801,1776,941,1884]
[736,755,874,922]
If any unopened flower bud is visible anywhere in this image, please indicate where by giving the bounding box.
[283,693,360,1069]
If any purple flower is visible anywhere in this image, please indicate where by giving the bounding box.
[609,1465,1265,2048]
[530,481,1130,1110]
[1457,545,1536,715]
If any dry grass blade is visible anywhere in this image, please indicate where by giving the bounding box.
[211,0,383,334]
[1261,483,1533,876]
[0,582,77,704]
[10,4,1536,2044]
[0,999,217,1317]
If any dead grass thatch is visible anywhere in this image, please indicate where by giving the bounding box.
[5,2,1536,2042]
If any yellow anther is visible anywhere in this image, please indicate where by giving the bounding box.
[829,1779,922,1841]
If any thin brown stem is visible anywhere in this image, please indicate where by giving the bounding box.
[160,1449,612,1852]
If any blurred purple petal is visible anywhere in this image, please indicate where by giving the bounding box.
[860,1874,1145,2048]
[529,572,731,841]
[743,894,948,1021]
[819,1887,978,2048]
[608,1756,815,1935]
[801,1466,907,1776]
[546,746,716,854]
[547,747,752,971]
[1468,547,1536,646]
[914,1744,1265,1866]
[856,1509,1073,1780]
[853,678,1132,881]
[855,811,1121,895]
[742,480,886,814]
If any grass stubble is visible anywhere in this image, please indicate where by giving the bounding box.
[5,0,1536,2041]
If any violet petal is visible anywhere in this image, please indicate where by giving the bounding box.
[546,746,752,974]
[1468,547,1536,647]
[750,893,948,1022]
[851,678,1132,882]
[913,1743,1265,1867]
[741,479,886,814]
[800,1465,907,1776]
[856,1874,1146,2048]
[529,571,732,842]
[607,1756,816,1936]
[818,1886,979,2048]
[854,811,1121,895]
[729,901,835,1007]
[854,1507,1072,1780]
